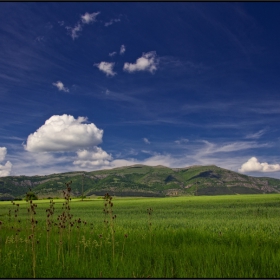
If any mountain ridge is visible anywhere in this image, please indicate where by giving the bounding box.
[0,164,280,200]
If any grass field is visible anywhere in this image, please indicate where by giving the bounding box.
[1,190,280,278]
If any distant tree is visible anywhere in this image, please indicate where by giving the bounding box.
[25,191,38,201]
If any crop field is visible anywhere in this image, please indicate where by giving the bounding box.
[1,187,280,278]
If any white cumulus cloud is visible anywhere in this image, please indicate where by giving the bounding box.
[94,62,116,76]
[0,161,12,177]
[52,81,69,92]
[24,114,103,152]
[81,12,100,24]
[239,157,280,173]
[120,44,126,55]
[123,51,159,73]
[73,147,112,168]
[0,147,7,162]
[0,147,12,177]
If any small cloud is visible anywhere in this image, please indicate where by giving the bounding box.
[73,147,112,168]
[239,157,280,173]
[94,62,116,76]
[58,21,65,26]
[66,23,83,40]
[46,22,53,30]
[120,44,126,55]
[104,18,121,27]
[65,11,99,40]
[81,12,100,24]
[105,89,110,95]
[52,81,69,92]
[123,51,159,73]
[109,51,117,57]
[143,138,151,144]
[24,114,104,152]
[175,138,189,145]
[35,36,44,42]
[245,129,267,139]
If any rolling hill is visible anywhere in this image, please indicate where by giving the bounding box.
[0,164,280,200]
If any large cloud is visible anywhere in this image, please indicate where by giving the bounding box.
[24,114,103,152]
[73,147,112,168]
[123,51,159,73]
[0,147,7,162]
[94,62,116,76]
[239,157,280,173]
[0,161,12,177]
[0,147,12,177]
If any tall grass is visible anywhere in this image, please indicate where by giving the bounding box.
[1,191,280,277]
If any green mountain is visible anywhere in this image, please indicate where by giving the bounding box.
[1,164,280,200]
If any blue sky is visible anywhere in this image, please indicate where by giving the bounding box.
[1,2,280,178]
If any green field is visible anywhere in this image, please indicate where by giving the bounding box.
[1,191,280,278]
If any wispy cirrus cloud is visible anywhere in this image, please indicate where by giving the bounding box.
[123,51,159,73]
[174,138,189,145]
[94,62,116,76]
[104,18,121,27]
[245,129,267,139]
[196,140,269,156]
[143,138,150,144]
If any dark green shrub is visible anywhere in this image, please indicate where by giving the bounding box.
[25,191,38,201]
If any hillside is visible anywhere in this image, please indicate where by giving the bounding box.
[0,164,280,200]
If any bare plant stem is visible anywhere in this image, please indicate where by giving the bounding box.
[103,193,117,263]
[121,234,128,262]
